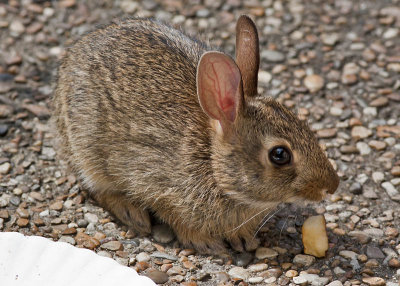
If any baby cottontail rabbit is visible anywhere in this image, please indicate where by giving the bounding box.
[53,16,339,253]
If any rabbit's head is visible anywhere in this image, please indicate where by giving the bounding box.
[196,16,339,208]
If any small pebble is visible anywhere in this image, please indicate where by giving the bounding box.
[136,252,151,262]
[146,269,169,284]
[304,74,324,93]
[100,240,123,251]
[255,247,278,259]
[228,267,250,280]
[293,254,315,267]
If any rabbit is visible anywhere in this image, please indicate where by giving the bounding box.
[53,15,339,254]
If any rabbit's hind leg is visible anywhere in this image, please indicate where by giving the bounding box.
[93,190,151,236]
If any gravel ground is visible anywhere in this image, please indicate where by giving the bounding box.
[1,0,400,285]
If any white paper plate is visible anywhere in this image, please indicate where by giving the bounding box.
[0,232,156,286]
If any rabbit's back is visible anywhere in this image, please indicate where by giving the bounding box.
[54,19,210,192]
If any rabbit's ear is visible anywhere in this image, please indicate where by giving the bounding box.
[197,51,243,127]
[235,15,259,97]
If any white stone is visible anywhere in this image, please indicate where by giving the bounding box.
[9,20,25,35]
[293,275,308,285]
[321,33,339,46]
[50,46,63,57]
[248,277,263,284]
[343,62,360,75]
[84,213,99,224]
[258,70,272,84]
[120,0,139,13]
[0,162,11,174]
[136,252,151,262]
[333,266,346,275]
[382,182,399,198]
[39,209,49,217]
[264,277,277,283]
[43,7,55,17]
[356,142,371,155]
[383,28,398,39]
[330,107,343,116]
[391,178,400,186]
[372,172,384,183]
[248,263,268,272]
[363,107,377,116]
[228,267,250,280]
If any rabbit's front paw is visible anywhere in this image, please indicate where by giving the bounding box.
[226,232,260,252]
[175,229,227,255]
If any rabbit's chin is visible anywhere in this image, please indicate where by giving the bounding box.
[285,190,330,206]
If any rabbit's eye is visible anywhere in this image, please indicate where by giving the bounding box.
[269,146,291,166]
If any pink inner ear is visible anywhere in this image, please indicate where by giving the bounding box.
[197,52,242,123]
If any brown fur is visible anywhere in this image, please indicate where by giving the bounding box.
[53,16,339,254]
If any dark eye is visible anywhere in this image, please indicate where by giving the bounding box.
[269,146,291,166]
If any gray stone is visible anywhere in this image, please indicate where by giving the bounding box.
[349,231,371,244]
[366,246,385,259]
[59,236,76,245]
[382,182,399,198]
[0,194,10,207]
[150,251,178,261]
[363,186,379,199]
[261,50,285,62]
[196,8,210,18]
[364,228,384,238]
[41,147,56,158]
[293,254,315,267]
[77,219,89,228]
[0,124,8,136]
[293,275,308,285]
[339,250,358,260]
[297,273,330,286]
[349,182,362,194]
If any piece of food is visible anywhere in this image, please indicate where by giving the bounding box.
[302,215,329,258]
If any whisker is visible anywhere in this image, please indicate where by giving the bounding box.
[221,206,273,235]
[279,213,289,241]
[253,205,283,239]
